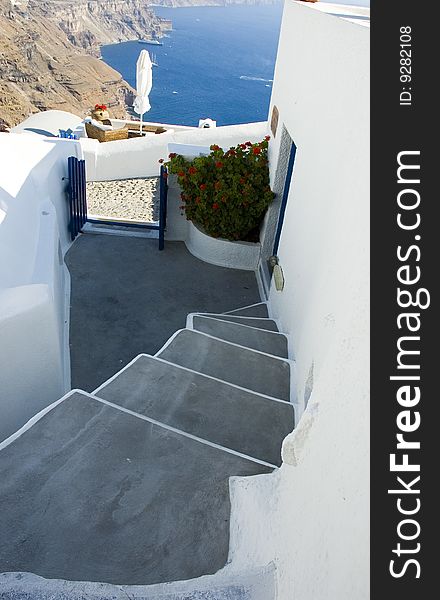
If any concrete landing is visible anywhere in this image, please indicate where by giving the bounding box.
[66,236,260,392]
[190,313,279,332]
[0,392,272,586]
[190,316,288,358]
[95,355,293,466]
[224,303,269,318]
[157,330,291,401]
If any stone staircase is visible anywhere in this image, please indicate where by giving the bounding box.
[0,302,294,599]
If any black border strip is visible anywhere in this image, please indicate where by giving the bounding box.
[371,2,435,597]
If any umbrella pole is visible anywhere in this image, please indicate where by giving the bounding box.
[140,113,143,136]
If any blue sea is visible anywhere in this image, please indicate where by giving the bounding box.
[102,2,369,127]
[102,5,282,126]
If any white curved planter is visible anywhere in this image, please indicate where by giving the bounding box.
[185,221,261,271]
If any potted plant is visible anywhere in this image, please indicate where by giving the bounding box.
[162,136,274,242]
[91,104,110,122]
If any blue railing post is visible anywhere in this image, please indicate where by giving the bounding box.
[67,156,87,241]
[79,159,86,231]
[159,165,168,251]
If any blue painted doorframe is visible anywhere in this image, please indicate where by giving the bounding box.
[272,141,297,256]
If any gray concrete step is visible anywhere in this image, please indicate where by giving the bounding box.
[223,302,269,318]
[94,355,293,466]
[188,313,279,332]
[156,329,291,401]
[0,391,272,587]
[189,316,288,358]
[0,563,277,599]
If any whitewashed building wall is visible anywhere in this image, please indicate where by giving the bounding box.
[229,3,370,599]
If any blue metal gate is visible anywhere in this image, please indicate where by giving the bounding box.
[67,157,168,250]
[67,156,87,241]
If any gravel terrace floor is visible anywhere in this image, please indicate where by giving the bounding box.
[86,177,160,222]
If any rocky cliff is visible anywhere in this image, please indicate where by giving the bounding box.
[0,0,280,128]
[151,0,281,6]
[34,0,167,57]
[0,0,166,127]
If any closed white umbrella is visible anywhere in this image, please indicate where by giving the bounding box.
[133,50,153,135]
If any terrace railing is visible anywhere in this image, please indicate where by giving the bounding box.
[66,156,168,250]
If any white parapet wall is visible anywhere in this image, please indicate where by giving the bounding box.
[0,134,80,441]
[186,221,261,271]
[229,3,370,600]
[81,121,268,182]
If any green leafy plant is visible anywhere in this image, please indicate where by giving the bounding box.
[161,136,274,241]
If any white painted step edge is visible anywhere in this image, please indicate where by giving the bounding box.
[188,312,283,333]
[189,312,279,323]
[0,390,278,470]
[82,222,159,239]
[156,328,294,366]
[0,562,277,600]
[223,301,270,316]
[93,353,294,408]
[155,330,300,424]
[186,314,288,343]
[94,394,279,469]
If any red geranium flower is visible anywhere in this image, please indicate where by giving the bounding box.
[211,144,221,151]
[240,144,247,150]
[178,172,185,178]
[265,135,271,141]
[215,161,224,169]
[200,183,207,191]
[246,141,252,147]
[212,203,219,210]
[188,167,197,175]
[169,152,177,159]
[253,147,261,155]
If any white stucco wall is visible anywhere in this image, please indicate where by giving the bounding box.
[230,3,369,599]
[0,135,80,441]
[82,121,268,181]
[11,110,83,138]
